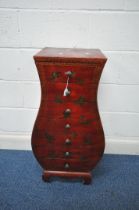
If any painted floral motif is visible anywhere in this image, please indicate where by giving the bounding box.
[74,96,86,105]
[55,95,63,103]
[71,131,77,139]
[84,134,93,145]
[50,72,60,80]
[80,156,87,161]
[48,152,56,158]
[84,138,92,145]
[79,115,91,125]
[45,132,54,143]
[75,78,84,85]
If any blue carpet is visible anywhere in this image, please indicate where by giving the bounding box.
[0,150,138,210]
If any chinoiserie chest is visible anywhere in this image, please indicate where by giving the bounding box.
[31,47,107,184]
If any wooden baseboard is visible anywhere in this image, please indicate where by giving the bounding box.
[0,134,139,155]
[0,134,32,150]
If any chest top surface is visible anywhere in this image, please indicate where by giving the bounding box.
[34,47,107,64]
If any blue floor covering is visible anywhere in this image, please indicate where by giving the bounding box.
[0,150,138,210]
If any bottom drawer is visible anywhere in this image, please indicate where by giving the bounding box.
[39,157,101,172]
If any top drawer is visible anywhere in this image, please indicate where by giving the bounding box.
[36,63,102,84]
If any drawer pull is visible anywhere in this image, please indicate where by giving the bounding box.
[63,76,70,96]
[64,88,70,96]
[63,71,72,96]
[65,108,71,113]
[65,139,71,145]
[64,152,70,157]
[64,163,70,169]
[65,71,72,76]
[65,124,71,129]
[63,109,71,118]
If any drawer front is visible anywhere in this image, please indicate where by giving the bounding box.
[32,126,104,148]
[36,114,101,133]
[39,102,98,119]
[41,82,97,103]
[33,146,82,159]
[38,157,101,172]
[37,63,101,84]
[33,144,104,160]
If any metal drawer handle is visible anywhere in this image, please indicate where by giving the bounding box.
[64,163,70,169]
[65,139,71,145]
[65,124,71,129]
[63,76,70,96]
[63,71,73,96]
[63,109,71,118]
[65,108,71,113]
[65,71,72,76]
[64,88,70,96]
[65,151,70,157]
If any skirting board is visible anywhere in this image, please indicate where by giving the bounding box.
[0,134,139,155]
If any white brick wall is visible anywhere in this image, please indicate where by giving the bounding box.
[0,0,139,154]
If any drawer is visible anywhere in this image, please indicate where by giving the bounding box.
[39,102,98,119]
[51,133,104,147]
[41,82,97,103]
[32,128,104,148]
[39,157,100,172]
[33,143,103,159]
[36,113,99,130]
[37,63,101,84]
[33,146,82,159]
[35,116,103,138]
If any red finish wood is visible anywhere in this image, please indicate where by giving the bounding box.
[36,63,99,84]
[41,83,98,102]
[34,47,106,64]
[42,171,92,184]
[31,47,107,184]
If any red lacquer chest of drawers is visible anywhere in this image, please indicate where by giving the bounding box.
[31,47,107,184]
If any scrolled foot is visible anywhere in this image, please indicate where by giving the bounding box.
[42,172,51,182]
[83,173,92,185]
